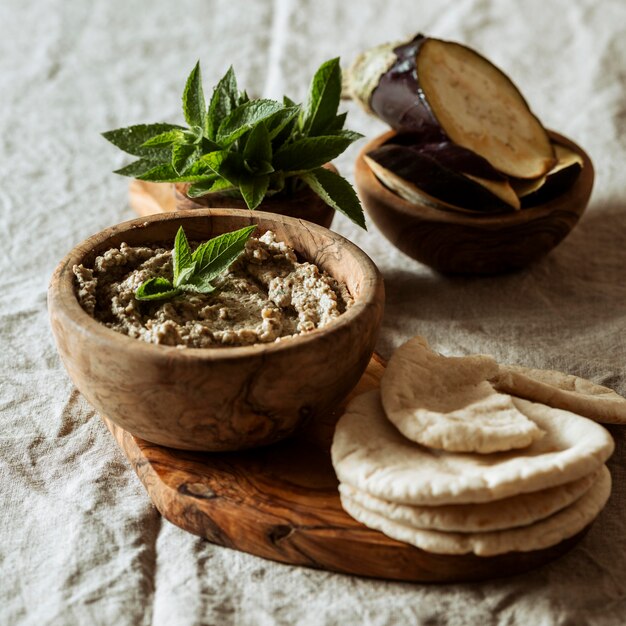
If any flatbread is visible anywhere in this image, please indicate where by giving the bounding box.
[339,465,611,556]
[381,336,545,453]
[331,390,614,505]
[339,469,599,532]
[492,365,626,425]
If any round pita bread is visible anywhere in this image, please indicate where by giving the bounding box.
[381,337,545,453]
[331,390,614,505]
[339,468,598,532]
[492,365,626,425]
[339,465,611,556]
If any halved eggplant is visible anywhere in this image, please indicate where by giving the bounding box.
[348,35,556,180]
[365,143,516,213]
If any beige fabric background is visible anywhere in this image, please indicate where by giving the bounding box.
[1,0,625,624]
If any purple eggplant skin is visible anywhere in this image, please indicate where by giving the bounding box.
[369,35,438,134]
[367,143,511,213]
[387,132,506,182]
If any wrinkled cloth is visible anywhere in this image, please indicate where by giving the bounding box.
[1,0,626,624]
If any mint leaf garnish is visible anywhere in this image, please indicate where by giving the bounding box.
[182,62,206,128]
[135,277,181,301]
[172,227,194,287]
[135,225,257,302]
[191,225,257,281]
[179,275,217,295]
[301,167,366,229]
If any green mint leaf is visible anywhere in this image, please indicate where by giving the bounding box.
[113,158,162,177]
[191,225,257,282]
[197,151,244,186]
[239,174,270,210]
[243,122,272,166]
[135,277,180,301]
[196,150,234,183]
[172,143,199,175]
[206,66,238,140]
[333,129,364,142]
[142,129,185,147]
[266,106,300,141]
[238,90,250,105]
[201,136,221,153]
[182,61,206,128]
[179,277,217,295]
[300,167,366,229]
[182,126,204,145]
[283,95,297,107]
[173,226,195,287]
[216,100,284,145]
[136,163,208,183]
[187,177,236,197]
[302,58,342,136]
[102,123,184,158]
[326,112,347,132]
[273,135,353,172]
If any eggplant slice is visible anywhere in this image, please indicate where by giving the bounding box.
[519,143,584,207]
[350,35,556,180]
[365,144,516,213]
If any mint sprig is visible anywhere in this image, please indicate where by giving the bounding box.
[135,225,256,302]
[103,59,366,228]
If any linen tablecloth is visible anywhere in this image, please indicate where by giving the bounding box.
[2,0,625,623]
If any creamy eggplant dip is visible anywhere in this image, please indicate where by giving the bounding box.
[73,231,353,348]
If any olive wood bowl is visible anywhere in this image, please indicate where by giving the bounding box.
[174,164,338,229]
[48,209,384,451]
[355,130,594,274]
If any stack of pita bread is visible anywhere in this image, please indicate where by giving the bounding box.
[331,337,623,556]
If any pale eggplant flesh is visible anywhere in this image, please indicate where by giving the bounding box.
[353,35,556,180]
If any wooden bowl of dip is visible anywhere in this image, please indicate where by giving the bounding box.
[48,209,384,451]
[355,130,594,274]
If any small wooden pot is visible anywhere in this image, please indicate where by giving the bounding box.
[355,130,594,275]
[48,209,384,451]
[174,165,338,229]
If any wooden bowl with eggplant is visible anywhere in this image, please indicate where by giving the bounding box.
[349,34,594,274]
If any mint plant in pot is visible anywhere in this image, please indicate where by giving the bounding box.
[103,59,365,229]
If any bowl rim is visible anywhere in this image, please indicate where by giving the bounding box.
[48,208,383,362]
[356,129,594,227]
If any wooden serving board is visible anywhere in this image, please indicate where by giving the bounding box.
[129,180,177,216]
[103,355,588,583]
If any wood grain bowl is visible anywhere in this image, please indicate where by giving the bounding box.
[355,130,594,274]
[48,209,384,451]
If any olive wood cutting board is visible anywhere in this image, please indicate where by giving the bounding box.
[103,354,588,583]
[129,180,177,216]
